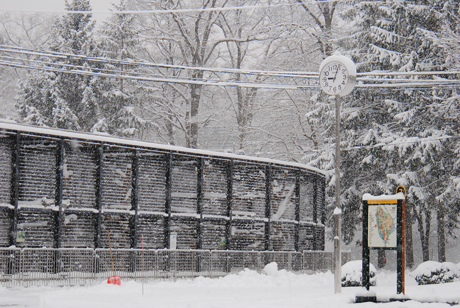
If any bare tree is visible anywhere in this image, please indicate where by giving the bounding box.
[0,12,54,118]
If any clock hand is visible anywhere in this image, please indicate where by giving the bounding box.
[332,68,339,82]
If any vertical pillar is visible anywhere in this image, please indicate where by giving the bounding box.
[294,170,300,252]
[362,200,370,290]
[264,164,272,251]
[165,153,172,249]
[131,150,139,249]
[321,178,326,225]
[334,95,342,294]
[95,144,104,248]
[313,175,318,224]
[313,175,318,251]
[397,199,405,294]
[10,133,20,247]
[197,158,204,250]
[333,208,342,292]
[226,159,233,250]
[54,139,65,248]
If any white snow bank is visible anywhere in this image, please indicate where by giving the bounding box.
[2,265,460,307]
[341,260,377,287]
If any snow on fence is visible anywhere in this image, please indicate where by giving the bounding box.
[0,248,352,287]
[0,122,326,253]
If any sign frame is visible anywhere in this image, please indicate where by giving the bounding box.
[362,192,405,295]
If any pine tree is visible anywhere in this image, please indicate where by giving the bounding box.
[308,0,460,263]
[94,0,153,139]
[16,0,95,130]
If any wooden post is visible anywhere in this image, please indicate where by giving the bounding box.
[399,199,406,294]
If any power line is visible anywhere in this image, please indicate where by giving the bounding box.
[2,45,460,89]
[0,58,316,89]
[0,1,339,15]
[309,134,459,154]
[0,45,319,79]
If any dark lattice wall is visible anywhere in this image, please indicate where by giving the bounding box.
[171,158,198,214]
[202,160,227,217]
[0,136,12,247]
[61,212,95,248]
[0,209,10,247]
[63,143,98,209]
[0,124,326,252]
[137,154,167,213]
[202,218,227,250]
[18,137,57,202]
[0,136,12,204]
[136,215,165,249]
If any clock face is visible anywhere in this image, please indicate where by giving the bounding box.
[319,61,350,96]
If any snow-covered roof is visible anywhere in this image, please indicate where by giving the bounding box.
[0,121,324,176]
[362,192,405,201]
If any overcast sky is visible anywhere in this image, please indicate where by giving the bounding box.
[0,0,115,19]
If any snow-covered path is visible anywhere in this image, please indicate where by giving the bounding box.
[1,264,458,308]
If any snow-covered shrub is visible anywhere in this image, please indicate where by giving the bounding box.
[262,262,279,275]
[413,261,458,285]
[341,260,377,287]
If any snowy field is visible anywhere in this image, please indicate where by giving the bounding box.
[1,262,460,308]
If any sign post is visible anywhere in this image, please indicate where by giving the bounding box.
[358,191,406,303]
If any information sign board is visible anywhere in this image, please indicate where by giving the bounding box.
[368,200,397,249]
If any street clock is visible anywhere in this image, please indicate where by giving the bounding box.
[319,55,357,96]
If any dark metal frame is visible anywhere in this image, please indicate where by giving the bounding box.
[362,198,405,294]
[2,124,325,253]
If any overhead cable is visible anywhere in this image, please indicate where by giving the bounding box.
[2,45,460,89]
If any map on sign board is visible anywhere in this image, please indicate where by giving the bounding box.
[368,203,397,248]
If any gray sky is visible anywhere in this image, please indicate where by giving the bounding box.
[0,0,115,19]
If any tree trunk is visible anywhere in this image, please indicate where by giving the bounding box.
[187,75,202,148]
[405,201,414,268]
[415,208,431,262]
[377,250,386,269]
[422,211,431,262]
[437,203,446,262]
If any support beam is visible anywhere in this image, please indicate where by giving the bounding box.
[313,175,318,251]
[197,158,204,250]
[264,164,272,251]
[95,144,104,248]
[54,139,65,248]
[294,170,300,252]
[165,153,173,249]
[226,159,233,250]
[10,133,20,247]
[131,150,139,249]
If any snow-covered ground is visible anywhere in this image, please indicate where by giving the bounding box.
[1,262,459,308]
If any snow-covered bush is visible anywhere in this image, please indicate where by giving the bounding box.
[413,261,459,285]
[341,260,377,287]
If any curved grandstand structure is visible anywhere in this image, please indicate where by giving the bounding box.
[0,122,325,252]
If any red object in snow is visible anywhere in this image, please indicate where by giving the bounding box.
[107,275,121,285]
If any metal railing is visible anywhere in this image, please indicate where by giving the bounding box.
[0,248,351,287]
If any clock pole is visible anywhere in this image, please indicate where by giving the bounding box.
[318,55,356,295]
[333,94,342,294]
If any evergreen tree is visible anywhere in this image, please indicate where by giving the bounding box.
[94,0,153,139]
[16,0,95,130]
[308,0,460,262]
